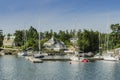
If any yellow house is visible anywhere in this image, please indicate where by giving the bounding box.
[3,35,15,47]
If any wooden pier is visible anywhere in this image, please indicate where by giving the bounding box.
[41,56,71,61]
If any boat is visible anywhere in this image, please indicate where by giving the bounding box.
[70,31,89,62]
[103,34,119,61]
[33,32,44,58]
[70,51,90,62]
[103,55,119,61]
[70,55,81,61]
[18,51,27,56]
[94,33,103,60]
[33,51,44,58]
[103,52,119,61]
[17,31,28,56]
[94,54,103,60]
[70,49,81,61]
[70,55,89,62]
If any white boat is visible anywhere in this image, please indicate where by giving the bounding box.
[70,51,86,61]
[33,54,44,58]
[103,56,119,61]
[94,53,103,59]
[18,51,27,56]
[70,55,81,61]
[103,33,119,61]
[70,55,89,62]
[103,52,119,61]
[70,50,79,61]
[33,52,44,58]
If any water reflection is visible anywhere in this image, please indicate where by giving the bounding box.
[0,56,120,80]
[98,61,120,80]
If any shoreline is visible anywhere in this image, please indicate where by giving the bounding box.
[0,48,103,62]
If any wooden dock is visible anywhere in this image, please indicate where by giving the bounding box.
[25,56,43,63]
[41,56,71,61]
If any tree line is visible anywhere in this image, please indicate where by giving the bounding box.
[0,24,120,53]
[13,26,99,52]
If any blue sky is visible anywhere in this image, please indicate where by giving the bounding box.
[1,0,120,34]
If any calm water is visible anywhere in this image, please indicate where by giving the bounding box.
[0,56,120,80]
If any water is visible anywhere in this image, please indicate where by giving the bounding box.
[0,56,120,80]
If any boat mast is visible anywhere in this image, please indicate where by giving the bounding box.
[39,32,41,54]
[107,33,109,52]
[106,15,110,53]
[99,32,101,54]
[74,30,78,54]
[23,30,27,50]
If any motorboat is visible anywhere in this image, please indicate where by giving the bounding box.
[18,51,27,56]
[94,53,103,60]
[70,55,81,61]
[33,54,44,58]
[103,51,119,61]
[33,51,44,58]
[70,55,90,62]
[103,55,119,61]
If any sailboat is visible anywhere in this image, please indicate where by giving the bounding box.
[17,30,27,56]
[94,32,103,59]
[103,53,119,61]
[103,34,119,61]
[70,51,81,61]
[70,31,89,62]
[70,51,89,62]
[33,32,44,58]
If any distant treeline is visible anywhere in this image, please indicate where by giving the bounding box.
[1,23,120,53]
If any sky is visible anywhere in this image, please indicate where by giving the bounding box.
[1,0,120,34]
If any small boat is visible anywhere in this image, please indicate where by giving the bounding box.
[70,55,89,63]
[70,55,81,61]
[94,54,103,60]
[33,53,44,58]
[103,51,119,61]
[103,55,119,61]
[18,51,27,56]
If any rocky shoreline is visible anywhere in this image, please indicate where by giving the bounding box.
[0,48,19,55]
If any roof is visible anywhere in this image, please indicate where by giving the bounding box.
[44,37,55,45]
[44,37,66,49]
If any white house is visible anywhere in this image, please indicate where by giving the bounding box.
[44,37,66,51]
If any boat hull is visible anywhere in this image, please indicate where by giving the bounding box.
[33,54,44,58]
[103,56,119,61]
[18,52,27,56]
